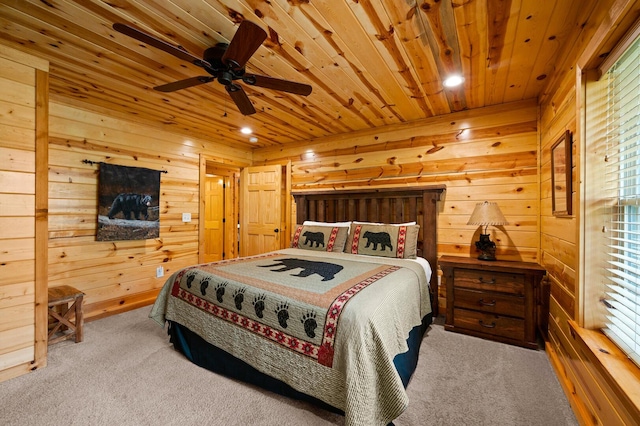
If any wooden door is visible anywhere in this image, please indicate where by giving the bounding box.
[240,165,282,256]
[204,175,225,262]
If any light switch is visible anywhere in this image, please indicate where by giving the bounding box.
[182,212,191,222]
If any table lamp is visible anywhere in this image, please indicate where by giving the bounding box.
[467,201,508,261]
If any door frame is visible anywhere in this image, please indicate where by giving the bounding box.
[198,155,240,264]
[198,156,291,262]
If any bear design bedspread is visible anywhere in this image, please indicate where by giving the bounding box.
[150,248,431,426]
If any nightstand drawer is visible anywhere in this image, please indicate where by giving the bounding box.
[441,256,547,349]
[454,269,525,295]
[453,308,525,342]
[453,288,525,318]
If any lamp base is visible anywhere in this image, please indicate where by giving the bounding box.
[477,252,497,261]
[475,234,497,261]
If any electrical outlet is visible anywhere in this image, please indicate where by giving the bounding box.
[182,212,191,222]
[156,266,164,278]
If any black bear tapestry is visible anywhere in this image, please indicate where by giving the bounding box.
[97,163,160,241]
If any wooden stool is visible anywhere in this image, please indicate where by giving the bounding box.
[47,285,84,345]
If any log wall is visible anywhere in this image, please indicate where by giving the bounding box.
[254,98,540,308]
[539,0,640,423]
[1,2,638,417]
[46,103,252,321]
[0,45,48,381]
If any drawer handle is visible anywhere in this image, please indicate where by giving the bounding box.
[478,276,496,284]
[478,298,496,307]
[479,320,497,328]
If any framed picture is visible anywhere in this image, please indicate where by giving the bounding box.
[97,163,161,241]
[551,130,572,216]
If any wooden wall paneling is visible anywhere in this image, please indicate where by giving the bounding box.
[257,99,540,263]
[540,237,577,290]
[0,1,338,146]
[0,100,35,129]
[539,46,578,319]
[46,100,250,321]
[0,0,608,150]
[549,299,637,425]
[538,0,640,422]
[47,104,252,166]
[0,325,33,367]
[0,45,47,382]
[569,321,640,425]
[253,100,538,165]
[547,309,602,424]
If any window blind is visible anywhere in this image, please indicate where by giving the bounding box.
[602,34,640,367]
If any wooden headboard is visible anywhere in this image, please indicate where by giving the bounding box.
[292,185,446,317]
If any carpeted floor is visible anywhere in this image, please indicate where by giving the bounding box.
[0,307,577,426]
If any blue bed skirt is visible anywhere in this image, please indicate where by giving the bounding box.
[167,312,432,415]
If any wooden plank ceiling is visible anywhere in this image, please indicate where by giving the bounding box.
[0,0,592,150]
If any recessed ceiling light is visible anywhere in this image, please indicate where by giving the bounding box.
[249,137,258,143]
[240,127,252,134]
[443,75,465,87]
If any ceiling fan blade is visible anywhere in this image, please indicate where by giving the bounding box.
[154,76,214,92]
[243,74,312,96]
[113,23,210,68]
[226,84,256,115]
[221,21,267,70]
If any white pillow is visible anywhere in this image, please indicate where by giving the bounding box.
[352,221,416,226]
[303,220,351,227]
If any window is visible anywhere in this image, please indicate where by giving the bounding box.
[593,34,640,367]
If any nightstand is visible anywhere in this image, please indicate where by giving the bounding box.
[439,255,547,349]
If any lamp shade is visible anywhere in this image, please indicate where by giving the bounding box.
[467,201,509,226]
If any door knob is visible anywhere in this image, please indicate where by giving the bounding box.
[274,228,279,233]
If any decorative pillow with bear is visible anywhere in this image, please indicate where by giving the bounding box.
[345,223,420,259]
[290,224,350,252]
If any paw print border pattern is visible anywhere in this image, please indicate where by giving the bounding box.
[317,265,400,367]
[171,264,400,368]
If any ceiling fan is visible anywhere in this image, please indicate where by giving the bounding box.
[113,20,312,115]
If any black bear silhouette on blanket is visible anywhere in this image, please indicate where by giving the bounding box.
[259,258,343,281]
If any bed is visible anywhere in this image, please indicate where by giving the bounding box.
[150,186,445,426]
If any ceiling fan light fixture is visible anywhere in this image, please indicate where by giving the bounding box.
[443,75,465,87]
[218,71,234,86]
[113,20,311,116]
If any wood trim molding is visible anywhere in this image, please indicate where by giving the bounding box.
[34,68,49,370]
[198,155,206,265]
